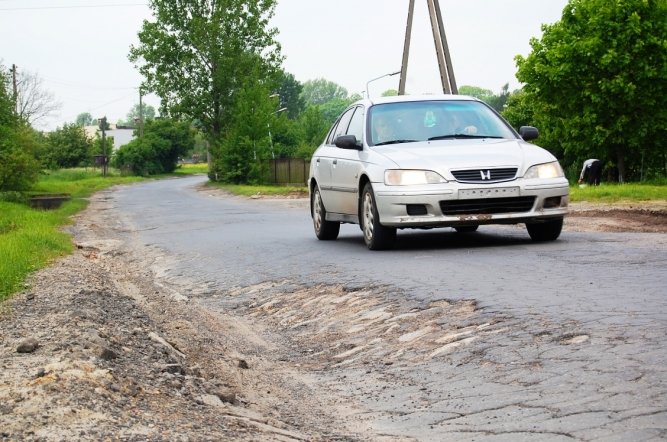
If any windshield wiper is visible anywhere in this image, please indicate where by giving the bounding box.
[428,134,503,140]
[374,139,418,146]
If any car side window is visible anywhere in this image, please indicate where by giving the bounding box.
[346,107,364,143]
[332,108,355,142]
[324,119,340,145]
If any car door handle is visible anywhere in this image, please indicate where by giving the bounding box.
[333,159,338,165]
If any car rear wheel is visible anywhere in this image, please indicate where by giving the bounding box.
[312,187,340,240]
[455,225,479,233]
[361,183,396,250]
[526,218,563,242]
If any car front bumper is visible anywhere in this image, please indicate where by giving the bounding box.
[374,179,569,228]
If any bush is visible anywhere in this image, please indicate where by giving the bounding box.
[112,119,194,175]
[0,125,41,191]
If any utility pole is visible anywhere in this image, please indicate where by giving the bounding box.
[429,0,457,94]
[11,64,18,113]
[399,0,458,95]
[138,87,144,138]
[398,0,415,95]
[99,117,108,177]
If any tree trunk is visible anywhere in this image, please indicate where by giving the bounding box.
[616,146,626,183]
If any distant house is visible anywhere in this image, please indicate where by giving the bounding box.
[83,123,136,151]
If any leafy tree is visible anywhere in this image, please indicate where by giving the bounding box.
[125,103,156,126]
[515,0,667,181]
[501,89,535,130]
[301,78,348,106]
[0,66,41,191]
[275,71,305,119]
[75,112,93,126]
[41,123,93,169]
[268,114,301,158]
[459,85,494,102]
[129,0,282,149]
[319,97,355,125]
[382,89,398,97]
[112,119,194,175]
[214,77,274,183]
[459,84,510,112]
[298,106,329,148]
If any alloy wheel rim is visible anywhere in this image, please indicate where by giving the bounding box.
[363,192,374,241]
[314,191,323,232]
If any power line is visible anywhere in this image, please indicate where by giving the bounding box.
[0,3,147,11]
[42,76,139,91]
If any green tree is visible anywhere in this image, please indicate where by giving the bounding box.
[298,106,332,158]
[214,77,274,183]
[125,103,156,127]
[459,84,510,112]
[275,71,305,119]
[112,119,194,175]
[41,123,93,169]
[129,0,282,149]
[458,85,494,102]
[0,65,41,191]
[515,0,667,181]
[75,112,93,126]
[301,78,348,106]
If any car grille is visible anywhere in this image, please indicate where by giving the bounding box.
[451,168,518,183]
[439,196,536,215]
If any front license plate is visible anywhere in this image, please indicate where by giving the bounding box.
[459,187,520,199]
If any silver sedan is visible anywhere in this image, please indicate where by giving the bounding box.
[308,95,569,250]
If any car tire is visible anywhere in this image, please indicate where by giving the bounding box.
[361,183,396,250]
[526,218,563,242]
[455,225,479,233]
[312,187,340,240]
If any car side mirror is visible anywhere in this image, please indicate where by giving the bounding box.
[334,135,362,150]
[519,126,539,141]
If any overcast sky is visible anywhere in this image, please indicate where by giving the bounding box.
[0,0,568,130]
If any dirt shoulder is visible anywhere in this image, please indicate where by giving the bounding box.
[1,194,665,441]
[0,192,353,441]
[565,200,667,233]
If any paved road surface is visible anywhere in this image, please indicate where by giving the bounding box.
[108,176,667,440]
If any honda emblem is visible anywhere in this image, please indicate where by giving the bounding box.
[480,170,491,180]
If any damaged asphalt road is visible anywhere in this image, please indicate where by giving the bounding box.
[2,174,666,441]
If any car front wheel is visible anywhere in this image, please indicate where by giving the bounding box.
[361,183,396,250]
[526,218,563,242]
[312,187,340,240]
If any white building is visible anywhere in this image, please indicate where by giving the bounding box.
[83,124,136,151]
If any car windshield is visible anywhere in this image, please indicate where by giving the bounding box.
[368,100,516,146]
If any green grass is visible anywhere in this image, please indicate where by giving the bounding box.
[207,182,308,197]
[0,202,73,300]
[0,168,144,302]
[570,182,667,203]
[172,163,209,175]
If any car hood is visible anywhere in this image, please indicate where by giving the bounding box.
[373,138,556,175]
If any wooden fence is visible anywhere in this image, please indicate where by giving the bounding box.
[267,158,310,186]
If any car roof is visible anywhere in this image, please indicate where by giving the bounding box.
[354,94,480,107]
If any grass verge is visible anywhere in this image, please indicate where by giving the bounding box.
[207,182,308,197]
[570,182,667,203]
[0,169,143,302]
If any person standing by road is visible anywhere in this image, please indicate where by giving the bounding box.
[578,159,602,185]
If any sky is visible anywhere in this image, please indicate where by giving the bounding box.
[0,0,569,131]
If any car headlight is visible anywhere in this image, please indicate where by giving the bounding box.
[384,170,447,186]
[524,161,564,179]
